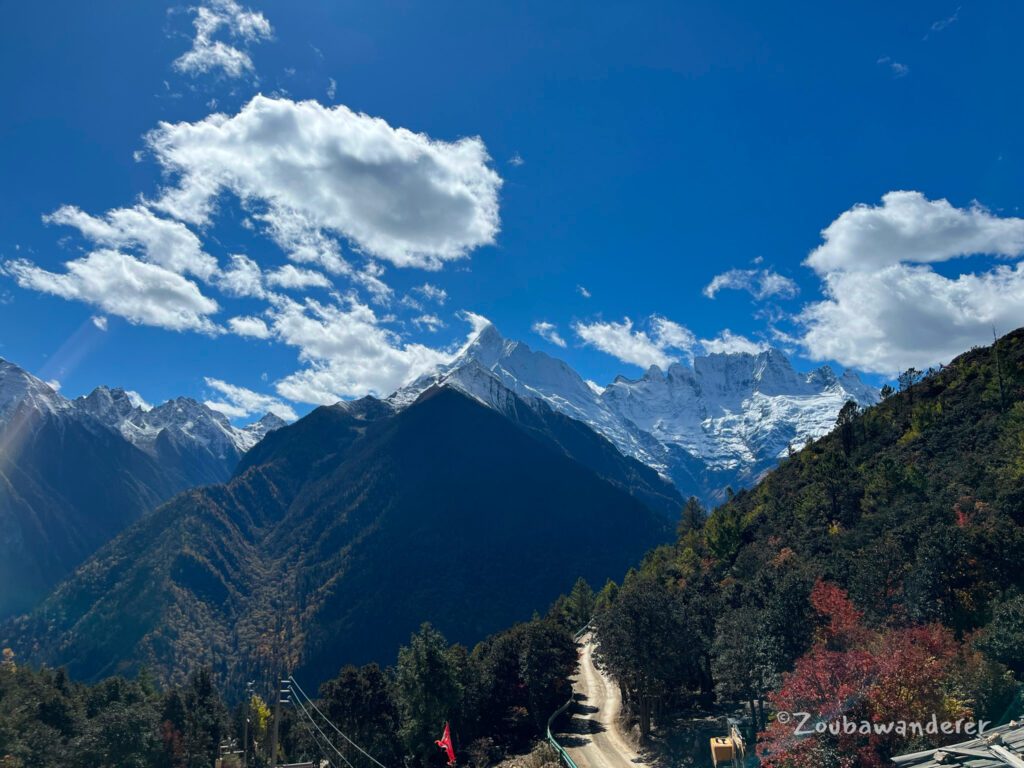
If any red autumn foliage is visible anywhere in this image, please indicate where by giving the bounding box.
[758,582,967,768]
[809,579,869,649]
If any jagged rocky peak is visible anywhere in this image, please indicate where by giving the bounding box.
[76,386,142,424]
[0,357,69,421]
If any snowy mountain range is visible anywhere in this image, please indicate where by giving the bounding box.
[2,318,876,508]
[76,385,285,460]
[393,322,878,502]
[0,359,284,464]
[0,357,288,617]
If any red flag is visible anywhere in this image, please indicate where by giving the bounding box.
[435,722,456,766]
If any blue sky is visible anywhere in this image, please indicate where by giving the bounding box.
[2,1,1023,421]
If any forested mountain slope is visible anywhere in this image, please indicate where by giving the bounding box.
[0,359,283,619]
[594,329,1024,766]
[5,386,669,689]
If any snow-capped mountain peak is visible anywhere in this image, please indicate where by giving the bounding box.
[391,323,878,503]
[76,390,282,459]
[0,358,70,422]
[237,412,288,450]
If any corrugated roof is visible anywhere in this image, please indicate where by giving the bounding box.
[892,722,1024,767]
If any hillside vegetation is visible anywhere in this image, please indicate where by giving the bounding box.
[594,330,1024,766]
[4,387,667,690]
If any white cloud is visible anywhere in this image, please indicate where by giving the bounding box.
[45,379,61,392]
[509,153,524,167]
[173,0,272,79]
[265,264,331,290]
[5,250,219,333]
[704,268,799,300]
[91,315,108,331]
[797,191,1024,374]
[412,314,445,332]
[877,56,910,78]
[531,321,567,348]
[806,191,1024,275]
[43,204,218,280]
[204,376,297,421]
[459,310,494,339]
[800,263,1024,374]
[327,77,337,100]
[253,206,350,274]
[413,283,448,305]
[354,261,394,305]
[216,253,265,298]
[652,316,697,352]
[269,295,456,402]
[577,285,591,298]
[228,315,271,338]
[573,315,695,369]
[700,330,769,356]
[147,95,502,269]
[926,8,960,38]
[126,390,152,411]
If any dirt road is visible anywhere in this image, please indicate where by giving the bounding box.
[555,633,650,768]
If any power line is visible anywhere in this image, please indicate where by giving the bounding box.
[287,683,355,768]
[288,675,390,768]
[288,699,337,768]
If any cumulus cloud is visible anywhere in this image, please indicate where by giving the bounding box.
[228,315,271,338]
[798,191,1024,374]
[43,204,218,280]
[91,315,108,331]
[269,295,456,402]
[5,250,219,333]
[700,330,769,355]
[800,263,1024,373]
[806,191,1024,275]
[174,0,273,78]
[204,376,297,421]
[573,315,695,369]
[147,95,502,269]
[704,268,799,300]
[531,321,567,348]
[265,264,331,290]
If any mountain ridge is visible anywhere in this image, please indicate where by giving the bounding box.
[4,385,671,687]
[391,322,878,503]
[0,357,286,618]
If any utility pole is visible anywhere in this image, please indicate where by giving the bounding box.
[269,675,284,768]
[243,681,254,768]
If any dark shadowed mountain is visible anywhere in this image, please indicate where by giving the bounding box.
[393,322,878,505]
[0,358,283,619]
[5,385,670,687]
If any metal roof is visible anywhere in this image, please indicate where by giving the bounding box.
[892,722,1024,768]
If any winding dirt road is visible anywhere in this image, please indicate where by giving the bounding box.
[556,633,650,768]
